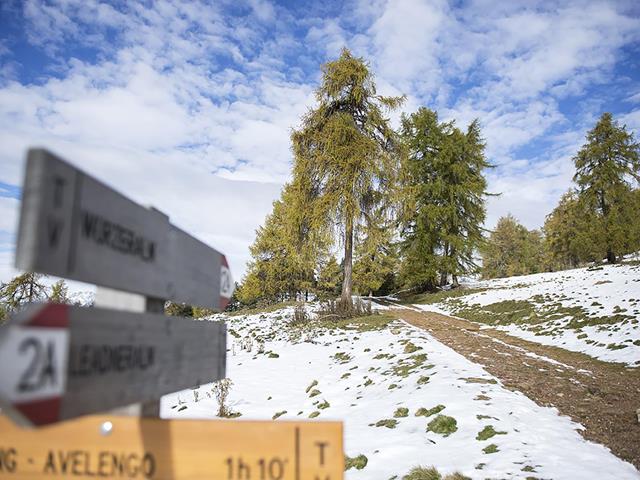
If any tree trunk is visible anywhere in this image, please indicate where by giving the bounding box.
[341,215,353,305]
[452,275,459,288]
[600,191,616,264]
[606,247,616,264]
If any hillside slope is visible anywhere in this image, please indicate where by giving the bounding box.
[412,261,640,366]
[161,307,639,479]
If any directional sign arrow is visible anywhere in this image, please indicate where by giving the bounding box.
[16,148,234,310]
[0,303,226,426]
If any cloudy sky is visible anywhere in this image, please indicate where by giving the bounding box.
[1,0,639,285]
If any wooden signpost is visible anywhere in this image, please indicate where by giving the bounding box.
[0,415,344,479]
[0,303,226,426]
[0,148,344,479]
[16,149,234,310]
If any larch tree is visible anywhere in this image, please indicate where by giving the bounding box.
[291,48,404,306]
[0,272,48,312]
[482,214,544,279]
[573,112,640,263]
[49,279,69,304]
[353,202,398,296]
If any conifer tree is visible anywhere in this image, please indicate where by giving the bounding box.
[0,272,47,312]
[353,204,397,296]
[291,48,403,306]
[400,108,490,288]
[315,256,342,300]
[482,215,544,278]
[543,190,599,269]
[573,112,640,263]
[49,279,69,304]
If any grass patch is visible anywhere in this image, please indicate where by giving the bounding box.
[402,466,471,480]
[227,301,298,317]
[404,342,423,353]
[406,287,488,305]
[461,377,497,385]
[392,353,429,377]
[308,411,320,418]
[333,352,352,363]
[345,454,368,471]
[318,400,330,410]
[316,313,394,332]
[426,415,457,436]
[482,444,499,454]
[375,419,398,429]
[309,389,321,398]
[416,405,445,417]
[394,407,409,418]
[305,380,318,393]
[272,410,287,420]
[267,352,280,358]
[476,425,507,441]
[417,375,430,385]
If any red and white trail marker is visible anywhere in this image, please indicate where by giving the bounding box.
[0,303,226,427]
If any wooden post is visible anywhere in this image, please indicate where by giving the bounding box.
[94,287,165,418]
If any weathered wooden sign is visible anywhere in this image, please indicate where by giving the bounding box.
[16,148,234,310]
[0,415,343,479]
[0,303,226,426]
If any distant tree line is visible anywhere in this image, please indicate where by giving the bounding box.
[482,113,640,278]
[237,50,640,304]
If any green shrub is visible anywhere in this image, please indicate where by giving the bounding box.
[394,407,409,418]
[426,415,457,436]
[375,419,398,429]
[345,454,368,471]
[476,425,506,441]
[482,444,499,454]
[415,405,445,417]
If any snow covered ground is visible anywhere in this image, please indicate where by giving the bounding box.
[161,306,639,479]
[414,262,640,366]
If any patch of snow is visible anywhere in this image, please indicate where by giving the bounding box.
[161,307,638,479]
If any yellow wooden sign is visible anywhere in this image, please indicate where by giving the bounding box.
[0,415,343,479]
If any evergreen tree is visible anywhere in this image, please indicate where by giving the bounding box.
[315,256,342,300]
[240,180,329,304]
[544,190,600,269]
[49,279,69,304]
[0,272,47,312]
[482,215,544,278]
[291,48,403,306]
[400,108,490,289]
[353,204,397,296]
[573,112,640,263]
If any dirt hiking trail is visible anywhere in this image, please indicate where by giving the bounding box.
[381,302,640,469]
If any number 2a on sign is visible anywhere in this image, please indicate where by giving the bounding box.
[0,327,69,404]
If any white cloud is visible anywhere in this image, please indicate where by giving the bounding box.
[0,197,19,233]
[1,0,639,285]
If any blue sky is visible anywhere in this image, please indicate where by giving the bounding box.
[1,0,639,283]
